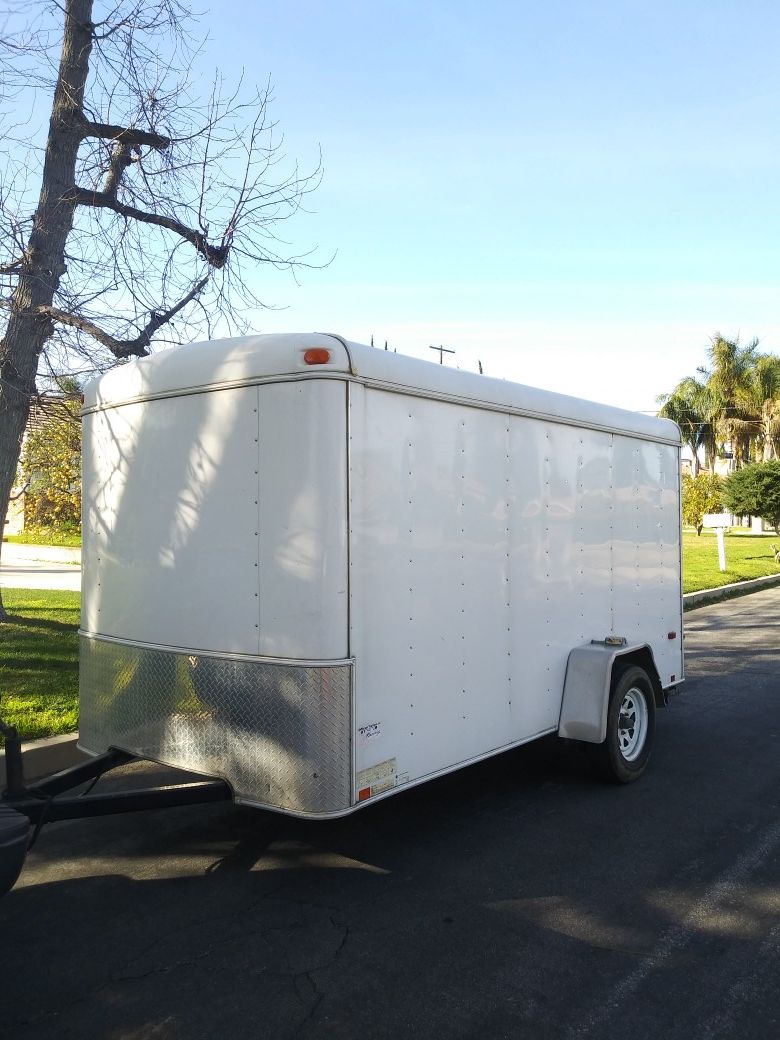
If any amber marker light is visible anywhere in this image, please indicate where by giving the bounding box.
[303,348,331,365]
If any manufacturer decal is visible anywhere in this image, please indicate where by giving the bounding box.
[357,757,397,798]
[358,721,381,744]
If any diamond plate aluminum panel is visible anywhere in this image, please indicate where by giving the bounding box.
[79,636,353,815]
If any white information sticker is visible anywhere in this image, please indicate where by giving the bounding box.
[357,757,397,797]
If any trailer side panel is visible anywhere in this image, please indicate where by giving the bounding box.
[349,386,682,798]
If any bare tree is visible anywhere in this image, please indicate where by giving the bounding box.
[0,0,320,618]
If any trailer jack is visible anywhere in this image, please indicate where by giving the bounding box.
[0,719,232,898]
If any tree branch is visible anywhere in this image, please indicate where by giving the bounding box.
[33,275,209,358]
[79,119,170,150]
[70,187,230,267]
[9,479,30,502]
[103,141,135,198]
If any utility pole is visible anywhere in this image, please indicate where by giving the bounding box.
[429,344,455,365]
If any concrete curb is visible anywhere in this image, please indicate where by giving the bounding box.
[683,571,780,611]
[0,733,89,788]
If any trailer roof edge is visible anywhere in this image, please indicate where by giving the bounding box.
[82,332,681,446]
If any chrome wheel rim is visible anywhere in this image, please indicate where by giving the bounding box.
[617,687,648,761]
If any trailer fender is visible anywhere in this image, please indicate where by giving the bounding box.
[558,642,662,744]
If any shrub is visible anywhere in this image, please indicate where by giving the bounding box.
[20,400,81,532]
[682,472,723,535]
[722,461,780,534]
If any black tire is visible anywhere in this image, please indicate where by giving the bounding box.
[588,664,656,784]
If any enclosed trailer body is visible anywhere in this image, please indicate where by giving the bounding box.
[79,333,683,816]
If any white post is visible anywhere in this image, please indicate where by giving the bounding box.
[716,527,727,572]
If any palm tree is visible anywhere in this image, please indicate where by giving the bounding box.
[658,376,715,476]
[699,335,762,467]
[747,355,780,460]
[660,334,780,473]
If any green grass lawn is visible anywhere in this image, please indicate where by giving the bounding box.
[0,532,778,746]
[0,588,80,745]
[5,528,82,547]
[682,529,780,593]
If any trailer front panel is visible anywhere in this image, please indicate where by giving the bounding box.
[80,345,353,814]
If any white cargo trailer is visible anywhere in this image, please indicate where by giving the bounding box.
[77,333,683,816]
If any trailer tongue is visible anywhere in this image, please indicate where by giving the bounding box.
[0,721,230,897]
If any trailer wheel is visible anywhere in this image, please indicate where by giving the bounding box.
[589,664,655,784]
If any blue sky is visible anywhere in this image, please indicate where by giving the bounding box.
[207,1,780,412]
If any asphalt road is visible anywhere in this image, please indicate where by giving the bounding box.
[1,590,779,1040]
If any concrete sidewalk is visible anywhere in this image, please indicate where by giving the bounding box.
[1,542,81,565]
[0,541,81,592]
